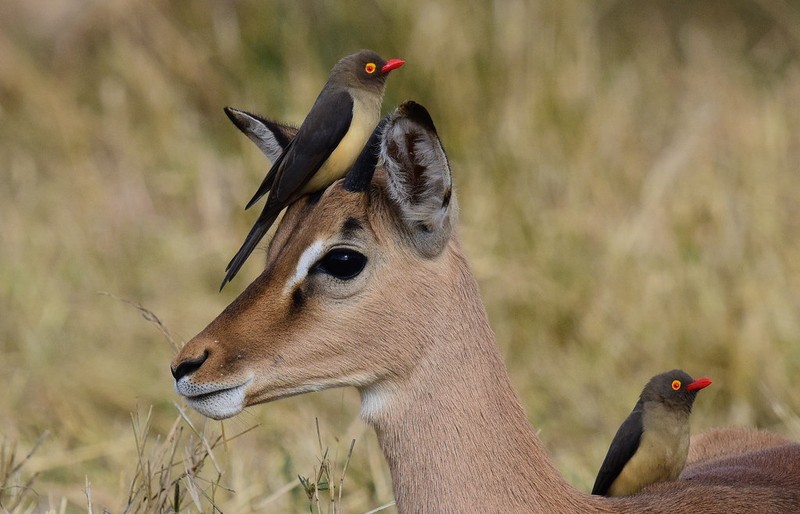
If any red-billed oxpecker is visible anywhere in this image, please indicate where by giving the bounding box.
[592,370,713,497]
[219,49,404,290]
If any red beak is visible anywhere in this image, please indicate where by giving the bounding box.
[686,377,712,391]
[382,58,405,73]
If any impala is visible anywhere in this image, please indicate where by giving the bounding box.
[172,101,800,513]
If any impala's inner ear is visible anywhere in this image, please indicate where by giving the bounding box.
[224,107,299,163]
[380,101,456,257]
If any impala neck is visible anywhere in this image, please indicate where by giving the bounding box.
[359,241,597,513]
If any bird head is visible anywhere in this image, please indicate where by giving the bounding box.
[641,369,712,413]
[331,49,405,92]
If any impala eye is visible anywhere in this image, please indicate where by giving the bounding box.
[312,249,367,280]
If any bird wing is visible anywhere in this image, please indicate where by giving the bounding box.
[222,90,354,289]
[591,402,645,496]
[246,89,354,208]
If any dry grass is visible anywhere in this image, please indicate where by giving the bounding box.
[0,432,47,512]
[2,0,800,511]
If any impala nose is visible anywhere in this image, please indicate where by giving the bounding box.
[171,351,209,380]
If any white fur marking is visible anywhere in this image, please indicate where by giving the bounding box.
[250,122,284,164]
[176,375,253,420]
[360,383,396,423]
[284,240,326,294]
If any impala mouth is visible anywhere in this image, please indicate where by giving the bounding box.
[175,377,252,420]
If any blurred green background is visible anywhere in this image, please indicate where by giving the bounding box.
[2,0,800,512]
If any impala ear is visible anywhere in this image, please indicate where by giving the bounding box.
[380,101,457,257]
[224,107,298,163]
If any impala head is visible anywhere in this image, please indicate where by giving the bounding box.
[171,102,458,420]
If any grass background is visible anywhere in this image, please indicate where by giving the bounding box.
[2,0,800,511]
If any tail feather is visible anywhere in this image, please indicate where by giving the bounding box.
[245,139,293,210]
[245,173,275,210]
[219,206,281,290]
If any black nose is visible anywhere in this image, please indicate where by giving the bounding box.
[171,351,209,380]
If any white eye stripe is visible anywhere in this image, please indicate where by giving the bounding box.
[284,240,326,294]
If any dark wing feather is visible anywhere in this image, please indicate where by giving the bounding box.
[246,88,353,208]
[271,89,353,203]
[591,402,645,496]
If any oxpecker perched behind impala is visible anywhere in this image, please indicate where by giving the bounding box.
[592,370,713,497]
[220,49,404,289]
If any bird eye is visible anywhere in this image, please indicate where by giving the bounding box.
[312,249,367,280]
[672,380,681,390]
[365,62,376,74]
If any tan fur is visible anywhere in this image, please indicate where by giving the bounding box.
[686,426,794,466]
[172,107,800,513]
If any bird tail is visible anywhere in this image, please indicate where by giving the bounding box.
[245,172,276,210]
[219,207,280,290]
[245,141,292,210]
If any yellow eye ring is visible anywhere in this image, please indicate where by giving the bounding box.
[365,62,376,74]
[672,380,681,390]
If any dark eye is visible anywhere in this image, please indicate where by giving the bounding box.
[312,249,367,280]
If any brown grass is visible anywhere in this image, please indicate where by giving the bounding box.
[1,0,800,511]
